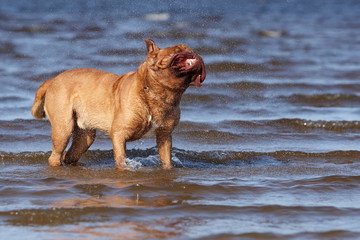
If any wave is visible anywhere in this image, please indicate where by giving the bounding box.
[207,62,269,73]
[283,94,360,107]
[29,70,65,82]
[1,118,360,147]
[206,59,304,73]
[181,93,237,105]
[125,30,206,40]
[1,204,359,226]
[1,148,359,168]
[99,48,145,56]
[179,118,360,133]
[216,81,267,91]
[206,81,360,92]
[257,118,360,133]
[289,175,360,189]
[0,41,15,54]
[194,46,233,55]
[9,25,55,34]
[199,231,360,240]
[334,70,360,80]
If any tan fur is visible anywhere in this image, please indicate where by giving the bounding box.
[31,39,205,169]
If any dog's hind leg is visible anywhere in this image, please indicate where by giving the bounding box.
[63,124,96,165]
[48,116,74,167]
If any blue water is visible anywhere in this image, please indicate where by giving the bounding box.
[1,1,360,239]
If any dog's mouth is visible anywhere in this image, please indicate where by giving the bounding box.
[170,52,206,87]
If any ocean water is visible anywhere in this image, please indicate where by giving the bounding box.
[1,0,360,239]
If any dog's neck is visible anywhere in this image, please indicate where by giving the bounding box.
[143,86,178,107]
[138,63,185,108]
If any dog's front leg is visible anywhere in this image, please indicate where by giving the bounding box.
[111,131,127,169]
[156,132,172,169]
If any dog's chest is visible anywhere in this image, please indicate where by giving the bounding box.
[143,115,159,138]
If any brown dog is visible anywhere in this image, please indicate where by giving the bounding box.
[31,39,206,169]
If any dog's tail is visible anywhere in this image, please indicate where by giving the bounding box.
[31,78,54,119]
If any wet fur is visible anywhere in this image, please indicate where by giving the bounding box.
[31,39,205,169]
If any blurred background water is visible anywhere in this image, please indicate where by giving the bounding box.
[1,0,360,239]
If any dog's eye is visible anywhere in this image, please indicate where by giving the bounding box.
[157,58,170,68]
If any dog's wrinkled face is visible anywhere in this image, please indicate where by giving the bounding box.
[144,39,206,89]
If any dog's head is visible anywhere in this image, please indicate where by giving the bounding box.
[144,39,206,90]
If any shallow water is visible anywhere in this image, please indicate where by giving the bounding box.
[1,0,360,239]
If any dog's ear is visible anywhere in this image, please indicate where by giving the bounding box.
[144,39,160,54]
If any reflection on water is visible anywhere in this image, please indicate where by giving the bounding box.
[2,151,360,238]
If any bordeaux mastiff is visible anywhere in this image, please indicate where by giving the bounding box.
[31,39,206,169]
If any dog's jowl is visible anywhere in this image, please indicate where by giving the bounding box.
[31,39,206,169]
